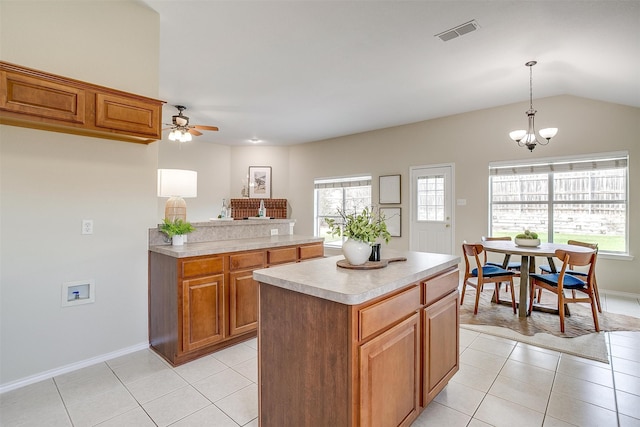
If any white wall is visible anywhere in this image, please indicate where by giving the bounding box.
[0,1,160,386]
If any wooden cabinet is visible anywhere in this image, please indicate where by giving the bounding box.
[258,265,459,426]
[149,242,323,366]
[0,61,164,144]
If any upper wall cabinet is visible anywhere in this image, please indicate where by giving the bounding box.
[0,61,165,144]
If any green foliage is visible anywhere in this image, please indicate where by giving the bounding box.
[325,207,391,244]
[159,218,195,238]
[515,229,538,239]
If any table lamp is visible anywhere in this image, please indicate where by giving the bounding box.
[157,169,197,221]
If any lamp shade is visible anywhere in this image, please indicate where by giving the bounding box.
[157,169,197,198]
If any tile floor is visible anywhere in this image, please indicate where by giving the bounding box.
[1,293,639,427]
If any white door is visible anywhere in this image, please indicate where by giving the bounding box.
[409,164,454,254]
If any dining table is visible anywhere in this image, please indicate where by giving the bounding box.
[480,240,595,318]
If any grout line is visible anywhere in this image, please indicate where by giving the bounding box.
[608,332,621,427]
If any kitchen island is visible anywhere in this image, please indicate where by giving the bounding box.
[254,249,460,427]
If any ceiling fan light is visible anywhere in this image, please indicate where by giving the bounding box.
[539,128,558,139]
[168,130,177,141]
[184,132,193,142]
[509,130,526,142]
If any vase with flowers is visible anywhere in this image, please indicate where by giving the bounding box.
[326,207,391,265]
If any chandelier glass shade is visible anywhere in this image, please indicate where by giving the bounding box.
[509,61,558,151]
[168,128,193,143]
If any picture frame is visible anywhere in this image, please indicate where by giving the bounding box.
[248,166,272,198]
[380,207,401,237]
[379,174,401,204]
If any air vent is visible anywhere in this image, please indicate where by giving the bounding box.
[435,20,479,42]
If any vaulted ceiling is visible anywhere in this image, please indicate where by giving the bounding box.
[141,1,640,146]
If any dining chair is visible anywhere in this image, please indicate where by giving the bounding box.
[481,236,522,273]
[461,243,517,315]
[529,249,599,333]
[538,240,601,312]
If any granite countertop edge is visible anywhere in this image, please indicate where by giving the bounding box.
[254,251,460,305]
[149,235,324,258]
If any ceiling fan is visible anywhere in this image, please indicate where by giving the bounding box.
[163,105,219,142]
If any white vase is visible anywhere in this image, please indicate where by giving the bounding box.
[172,234,185,246]
[342,238,371,265]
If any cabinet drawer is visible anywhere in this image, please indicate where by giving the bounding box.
[422,268,459,306]
[181,256,224,279]
[359,285,420,341]
[299,243,324,260]
[267,247,298,265]
[230,251,265,271]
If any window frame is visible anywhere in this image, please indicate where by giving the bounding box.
[488,151,629,256]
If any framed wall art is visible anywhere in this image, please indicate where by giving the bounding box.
[379,174,401,204]
[380,207,401,237]
[248,166,272,198]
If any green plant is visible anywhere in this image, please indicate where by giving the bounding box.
[159,218,195,238]
[515,229,539,239]
[325,207,391,244]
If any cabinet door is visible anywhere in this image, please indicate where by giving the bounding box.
[422,291,459,405]
[229,269,258,336]
[359,313,420,427]
[182,274,225,352]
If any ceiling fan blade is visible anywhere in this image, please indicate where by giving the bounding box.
[188,129,203,136]
[162,127,173,131]
[192,125,219,131]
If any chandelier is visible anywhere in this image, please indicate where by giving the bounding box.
[509,61,558,151]
[168,128,193,143]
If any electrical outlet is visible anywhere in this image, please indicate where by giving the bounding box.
[82,219,93,235]
[271,229,278,236]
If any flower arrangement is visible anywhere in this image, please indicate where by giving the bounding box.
[326,207,391,244]
[159,218,195,238]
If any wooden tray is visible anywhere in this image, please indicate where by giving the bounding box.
[336,257,407,270]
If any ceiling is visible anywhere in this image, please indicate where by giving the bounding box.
[141,1,640,146]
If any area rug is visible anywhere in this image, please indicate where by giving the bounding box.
[459,287,640,363]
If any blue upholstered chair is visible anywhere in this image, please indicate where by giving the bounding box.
[461,243,517,315]
[529,249,599,333]
[481,236,522,274]
[538,240,601,312]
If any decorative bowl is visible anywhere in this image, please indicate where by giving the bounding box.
[515,237,541,247]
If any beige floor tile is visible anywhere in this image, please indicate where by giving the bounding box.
[489,374,550,413]
[56,370,123,406]
[65,385,138,427]
[411,401,470,426]
[556,357,614,387]
[244,337,258,350]
[245,417,259,427]
[542,415,578,426]
[509,345,560,371]
[460,347,507,374]
[53,362,113,387]
[610,333,640,350]
[450,362,499,393]
[619,414,640,427]
[617,390,640,420]
[516,342,561,356]
[211,343,257,367]
[561,352,611,369]
[173,355,228,383]
[110,353,173,385]
[459,328,480,349]
[94,407,156,426]
[615,370,640,396]
[611,343,640,362]
[106,349,169,369]
[552,373,616,411]
[433,381,485,416]
[475,394,545,427]
[469,335,516,358]
[467,419,493,427]
[142,385,210,427]
[500,359,555,391]
[613,356,640,377]
[0,379,70,427]
[192,367,252,403]
[170,404,239,427]
[232,356,258,383]
[546,391,618,427]
[214,383,258,426]
[125,368,188,404]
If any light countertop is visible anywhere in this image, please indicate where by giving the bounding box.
[149,235,323,258]
[253,249,460,305]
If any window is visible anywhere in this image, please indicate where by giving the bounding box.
[314,175,371,247]
[489,152,629,254]
[416,175,445,221]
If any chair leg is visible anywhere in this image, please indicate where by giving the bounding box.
[589,290,600,332]
[495,282,501,303]
[528,281,536,314]
[460,282,467,305]
[558,290,566,333]
[474,283,482,315]
[593,277,602,313]
[509,279,516,314]
[536,288,542,303]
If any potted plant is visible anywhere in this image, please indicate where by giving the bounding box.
[326,207,391,265]
[514,229,540,247]
[160,218,195,246]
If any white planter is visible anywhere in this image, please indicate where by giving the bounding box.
[172,234,185,246]
[342,238,371,265]
[515,237,540,247]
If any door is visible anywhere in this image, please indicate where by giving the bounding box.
[229,269,259,336]
[410,164,454,254]
[182,274,225,352]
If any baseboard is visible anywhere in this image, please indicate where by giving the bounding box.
[600,289,640,299]
[0,341,149,394]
